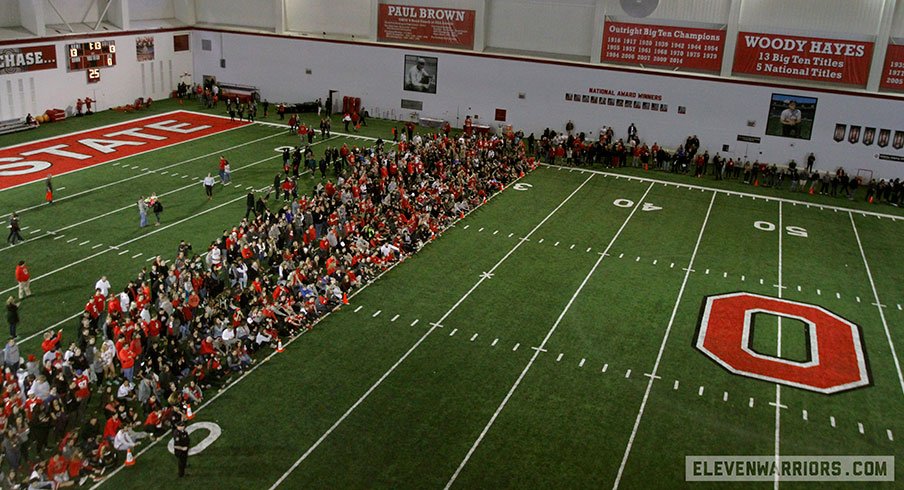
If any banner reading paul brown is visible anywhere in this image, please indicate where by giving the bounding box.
[0,45,57,74]
[378,4,475,49]
[732,32,873,86]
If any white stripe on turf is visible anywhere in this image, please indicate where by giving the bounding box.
[613,191,717,489]
[446,182,655,489]
[267,174,596,490]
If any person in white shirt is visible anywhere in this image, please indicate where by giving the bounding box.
[94,276,111,296]
[119,291,130,313]
[203,173,215,200]
[406,58,432,92]
[780,100,802,137]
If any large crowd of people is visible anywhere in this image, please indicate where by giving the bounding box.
[529,122,904,206]
[1,126,533,487]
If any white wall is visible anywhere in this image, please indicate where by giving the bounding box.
[192,29,904,180]
[892,0,904,38]
[41,0,101,25]
[195,0,276,30]
[486,0,595,57]
[0,1,21,28]
[739,0,885,36]
[285,0,371,37]
[130,0,176,21]
[606,0,731,24]
[0,30,192,120]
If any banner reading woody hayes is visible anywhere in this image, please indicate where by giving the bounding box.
[378,4,476,49]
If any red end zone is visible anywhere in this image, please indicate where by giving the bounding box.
[0,111,249,190]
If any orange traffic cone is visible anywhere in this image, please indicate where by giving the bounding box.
[643,163,648,171]
[185,404,195,420]
[124,449,136,466]
[342,293,349,305]
[753,179,759,187]
[869,195,874,204]
[276,339,285,353]
[808,187,814,195]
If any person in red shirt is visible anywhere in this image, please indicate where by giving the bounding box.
[118,345,135,381]
[218,155,228,183]
[41,329,62,353]
[14,261,30,299]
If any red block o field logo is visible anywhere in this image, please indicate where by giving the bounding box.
[696,292,870,394]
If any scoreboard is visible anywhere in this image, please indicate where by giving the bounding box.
[67,40,116,82]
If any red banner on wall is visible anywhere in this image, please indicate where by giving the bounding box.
[880,43,904,91]
[733,32,873,86]
[601,21,725,72]
[0,45,57,74]
[378,4,475,49]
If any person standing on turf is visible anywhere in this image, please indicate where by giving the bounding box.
[14,261,30,300]
[5,297,19,338]
[172,421,190,477]
[203,173,215,200]
[6,213,23,244]
[218,156,228,183]
[45,174,53,205]
[245,191,255,218]
[138,196,148,228]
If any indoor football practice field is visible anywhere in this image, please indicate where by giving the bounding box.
[1,100,901,489]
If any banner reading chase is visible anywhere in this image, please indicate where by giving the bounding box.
[0,45,58,74]
[379,4,476,49]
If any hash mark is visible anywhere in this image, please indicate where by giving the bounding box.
[723,272,728,278]
[817,289,822,295]
[78,240,90,246]
[723,391,728,402]
[91,243,103,249]
[391,314,399,322]
[67,238,78,243]
[118,249,130,255]
[898,304,902,311]
[698,386,704,396]
[635,256,641,262]
[888,430,894,441]
[492,338,498,347]
[653,260,657,265]
[554,241,560,247]
[858,422,864,434]
[513,343,520,351]
[830,416,836,428]
[556,353,563,362]
[624,369,631,378]
[741,275,745,281]
[570,244,575,250]
[836,292,841,299]
[705,269,710,275]
[354,306,363,313]
[131,253,142,258]
[410,319,419,326]
[470,333,478,342]
[670,263,675,269]
[478,227,484,232]
[797,285,802,292]
[803,410,808,421]
[673,380,679,390]
[53,235,65,240]
[759,278,764,285]
[493,230,498,235]
[372,310,381,318]
[618,253,624,259]
[602,364,609,373]
[579,358,585,367]
[749,398,755,408]
[586,247,592,252]
[449,328,457,336]
[463,225,469,230]
[29,229,41,234]
[856,296,861,303]
[508,233,514,238]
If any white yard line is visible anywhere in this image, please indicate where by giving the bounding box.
[445,183,656,489]
[613,191,717,489]
[774,201,784,490]
[849,212,904,396]
[0,185,271,297]
[539,163,904,221]
[267,174,597,490]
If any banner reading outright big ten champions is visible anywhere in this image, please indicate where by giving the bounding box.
[378,4,475,49]
[0,45,57,74]
[880,42,904,91]
[733,32,874,86]
[601,21,726,73]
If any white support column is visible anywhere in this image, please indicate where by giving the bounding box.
[590,0,607,63]
[867,0,898,91]
[370,0,380,40]
[473,0,486,51]
[720,0,743,77]
[275,0,286,33]
[17,0,46,37]
[101,0,128,30]
[173,0,196,26]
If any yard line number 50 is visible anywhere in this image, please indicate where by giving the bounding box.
[754,220,808,238]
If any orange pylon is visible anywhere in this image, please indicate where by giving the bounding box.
[124,449,136,466]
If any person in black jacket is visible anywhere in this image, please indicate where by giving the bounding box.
[245,192,255,219]
[172,421,190,477]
